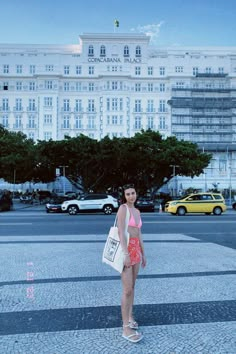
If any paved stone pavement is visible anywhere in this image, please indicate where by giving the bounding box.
[0,217,236,352]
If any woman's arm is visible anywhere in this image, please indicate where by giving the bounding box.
[117,204,131,267]
[117,204,129,254]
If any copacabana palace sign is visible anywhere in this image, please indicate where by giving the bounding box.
[88,57,141,63]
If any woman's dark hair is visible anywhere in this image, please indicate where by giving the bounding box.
[121,184,136,204]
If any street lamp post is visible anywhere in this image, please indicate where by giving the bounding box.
[59,165,68,195]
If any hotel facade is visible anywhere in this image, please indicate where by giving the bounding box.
[1,33,236,195]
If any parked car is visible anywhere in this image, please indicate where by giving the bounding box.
[0,190,13,212]
[45,196,70,213]
[135,197,155,212]
[232,201,236,210]
[165,193,226,216]
[61,193,118,215]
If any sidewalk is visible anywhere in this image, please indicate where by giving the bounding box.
[0,223,236,352]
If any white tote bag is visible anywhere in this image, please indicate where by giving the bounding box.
[102,205,130,273]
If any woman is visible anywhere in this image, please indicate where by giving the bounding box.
[117,184,146,343]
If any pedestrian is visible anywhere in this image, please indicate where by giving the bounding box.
[117,184,146,343]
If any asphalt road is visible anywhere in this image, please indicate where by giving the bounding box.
[0,208,236,250]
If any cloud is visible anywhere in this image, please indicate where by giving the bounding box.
[130,22,164,43]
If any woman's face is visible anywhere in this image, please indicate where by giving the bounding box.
[124,188,137,203]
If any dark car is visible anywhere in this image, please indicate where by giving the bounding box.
[232,201,236,210]
[45,196,69,213]
[135,197,155,212]
[0,190,13,212]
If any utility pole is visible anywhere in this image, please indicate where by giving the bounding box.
[170,165,179,196]
[59,165,68,195]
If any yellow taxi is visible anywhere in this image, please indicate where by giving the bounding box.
[165,193,227,216]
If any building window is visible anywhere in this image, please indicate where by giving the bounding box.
[15,98,22,111]
[75,99,82,112]
[175,66,183,73]
[2,98,9,111]
[75,115,82,129]
[135,46,141,57]
[160,83,165,92]
[14,115,22,128]
[193,67,198,75]
[135,83,141,92]
[75,82,82,91]
[1,115,8,127]
[45,80,53,89]
[135,66,141,75]
[111,66,118,72]
[100,45,106,57]
[28,99,36,111]
[112,98,118,111]
[134,116,142,129]
[88,116,95,129]
[148,66,153,75]
[119,98,123,111]
[89,82,94,91]
[147,100,154,113]
[112,115,118,124]
[16,65,23,74]
[44,114,52,124]
[147,116,154,129]
[124,45,129,57]
[63,99,70,112]
[218,67,224,74]
[159,116,166,129]
[64,82,70,91]
[159,100,166,112]
[45,65,54,72]
[44,132,52,141]
[159,66,165,76]
[30,65,35,74]
[28,132,35,140]
[63,115,70,129]
[176,82,184,88]
[147,83,153,92]
[205,67,212,74]
[44,97,53,107]
[29,82,36,91]
[3,65,9,74]
[88,66,94,75]
[64,66,70,75]
[76,65,82,75]
[134,100,141,113]
[88,45,94,57]
[3,82,8,90]
[88,99,95,112]
[16,82,22,91]
[112,81,118,90]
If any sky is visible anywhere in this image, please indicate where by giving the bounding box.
[0,0,236,47]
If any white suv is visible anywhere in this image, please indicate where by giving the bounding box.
[61,193,118,215]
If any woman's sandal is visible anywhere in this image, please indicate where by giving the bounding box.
[129,320,139,330]
[122,324,143,343]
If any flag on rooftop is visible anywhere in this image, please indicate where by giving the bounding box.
[114,19,119,27]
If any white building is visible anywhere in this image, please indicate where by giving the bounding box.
[1,33,236,195]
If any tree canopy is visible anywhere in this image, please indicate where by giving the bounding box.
[0,125,212,193]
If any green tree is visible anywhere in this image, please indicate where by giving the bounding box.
[0,125,36,183]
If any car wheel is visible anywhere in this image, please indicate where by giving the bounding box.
[177,207,186,216]
[213,207,222,215]
[103,205,113,215]
[68,205,79,215]
[233,203,236,210]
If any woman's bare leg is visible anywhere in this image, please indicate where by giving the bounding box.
[121,266,141,339]
[129,263,140,323]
